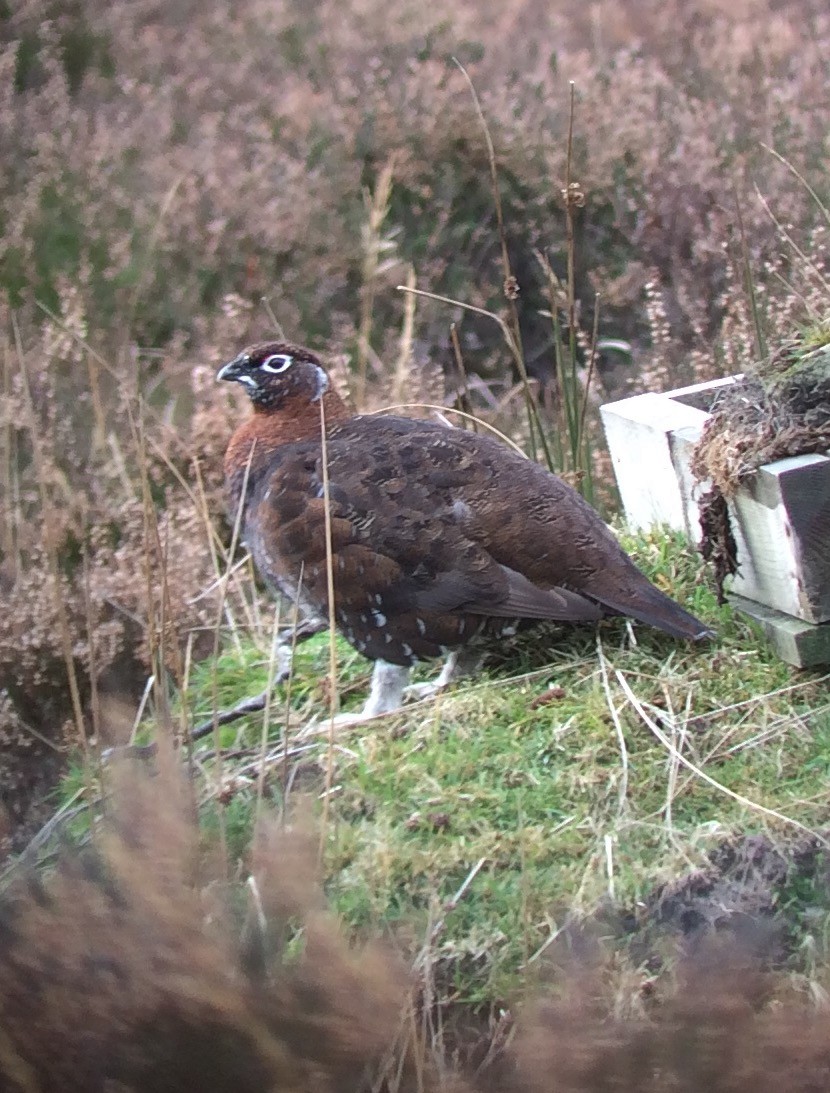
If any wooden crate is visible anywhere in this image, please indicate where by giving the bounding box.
[600,378,830,666]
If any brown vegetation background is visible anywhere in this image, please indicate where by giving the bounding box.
[1,2,829,1084]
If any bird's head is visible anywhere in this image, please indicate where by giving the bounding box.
[217,342,330,411]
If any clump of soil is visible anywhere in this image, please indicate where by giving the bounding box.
[691,338,830,601]
[636,833,826,962]
[539,833,827,985]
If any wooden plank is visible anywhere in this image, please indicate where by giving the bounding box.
[729,594,830,669]
[729,453,830,624]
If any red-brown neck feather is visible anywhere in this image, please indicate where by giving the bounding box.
[224,386,350,508]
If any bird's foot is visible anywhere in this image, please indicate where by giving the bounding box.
[308,650,485,732]
[403,681,442,702]
[326,708,387,728]
[404,648,483,703]
[304,661,412,731]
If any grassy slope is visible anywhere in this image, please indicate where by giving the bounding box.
[116,526,830,1005]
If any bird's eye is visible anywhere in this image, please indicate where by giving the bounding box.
[259,353,294,374]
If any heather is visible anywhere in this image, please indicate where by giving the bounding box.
[3,0,830,370]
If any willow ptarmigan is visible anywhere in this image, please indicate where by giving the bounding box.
[218,342,711,718]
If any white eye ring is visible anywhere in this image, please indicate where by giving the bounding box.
[260,353,294,373]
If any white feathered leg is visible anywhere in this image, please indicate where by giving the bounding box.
[273,616,327,683]
[330,660,412,725]
[361,660,411,717]
[329,649,481,729]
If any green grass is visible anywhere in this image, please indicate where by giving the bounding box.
[45,528,830,1003]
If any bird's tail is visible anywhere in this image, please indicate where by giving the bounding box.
[595,578,714,641]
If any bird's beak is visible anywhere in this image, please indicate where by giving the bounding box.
[216,353,247,382]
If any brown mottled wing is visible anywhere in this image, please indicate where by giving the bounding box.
[326,415,709,641]
[247,439,602,620]
[412,563,601,620]
[325,419,601,617]
[422,423,712,640]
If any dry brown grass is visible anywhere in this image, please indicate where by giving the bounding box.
[0,322,244,847]
[0,756,413,1092]
[2,758,830,1092]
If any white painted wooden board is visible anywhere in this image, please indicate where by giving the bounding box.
[599,392,705,532]
[729,452,829,623]
[599,377,738,534]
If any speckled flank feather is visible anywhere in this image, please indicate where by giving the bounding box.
[219,342,711,676]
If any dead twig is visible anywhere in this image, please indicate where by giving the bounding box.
[103,619,327,760]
